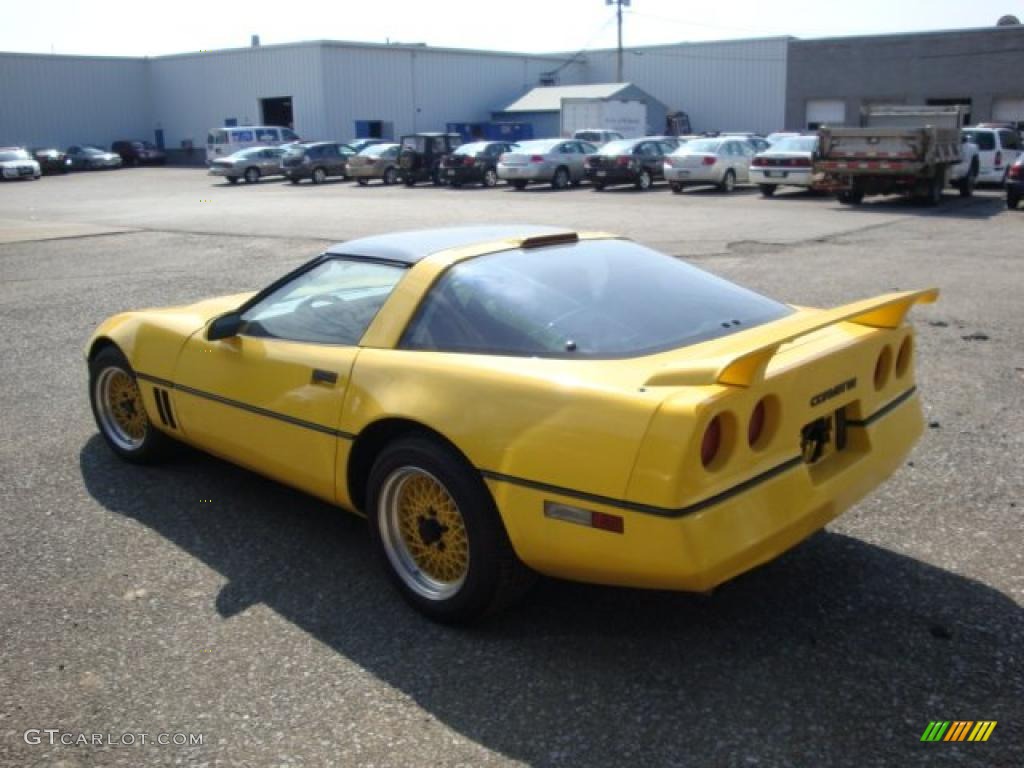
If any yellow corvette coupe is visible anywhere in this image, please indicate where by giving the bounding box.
[87,226,936,622]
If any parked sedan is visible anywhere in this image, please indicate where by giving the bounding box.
[1007,155,1023,210]
[0,147,41,180]
[208,146,288,184]
[497,139,597,190]
[749,135,819,196]
[66,145,122,170]
[348,143,401,186]
[31,148,71,174]
[585,137,679,190]
[281,141,355,184]
[441,141,517,187]
[111,140,166,166]
[664,137,755,193]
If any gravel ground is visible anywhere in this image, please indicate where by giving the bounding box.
[0,169,1021,767]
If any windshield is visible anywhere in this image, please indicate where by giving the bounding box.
[401,239,792,358]
[962,130,996,151]
[454,142,488,155]
[0,150,31,161]
[771,137,817,153]
[678,139,722,154]
[508,140,560,154]
[598,139,640,155]
[361,144,397,157]
[82,147,104,155]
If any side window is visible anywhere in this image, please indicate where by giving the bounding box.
[556,143,574,154]
[233,130,254,143]
[281,128,299,141]
[240,259,406,345]
[255,128,279,142]
[999,130,1020,150]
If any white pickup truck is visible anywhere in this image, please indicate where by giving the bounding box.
[815,106,979,205]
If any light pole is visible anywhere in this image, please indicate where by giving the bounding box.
[606,0,631,82]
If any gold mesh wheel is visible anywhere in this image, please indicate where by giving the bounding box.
[94,367,147,451]
[379,467,470,601]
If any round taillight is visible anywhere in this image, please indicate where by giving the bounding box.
[701,416,722,468]
[896,336,913,378]
[874,346,893,390]
[748,399,766,447]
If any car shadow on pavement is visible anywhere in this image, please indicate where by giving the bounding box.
[80,436,1023,766]
[828,193,1006,220]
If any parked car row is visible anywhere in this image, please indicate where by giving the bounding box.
[0,138,171,181]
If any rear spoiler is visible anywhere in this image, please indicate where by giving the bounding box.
[645,288,939,388]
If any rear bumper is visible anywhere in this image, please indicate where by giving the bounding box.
[664,166,720,184]
[585,167,639,185]
[498,165,550,181]
[750,168,812,186]
[442,167,485,184]
[489,387,924,591]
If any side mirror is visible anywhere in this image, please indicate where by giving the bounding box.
[207,312,243,341]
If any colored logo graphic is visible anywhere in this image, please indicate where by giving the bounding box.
[921,721,997,742]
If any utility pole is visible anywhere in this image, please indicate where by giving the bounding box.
[606,0,631,82]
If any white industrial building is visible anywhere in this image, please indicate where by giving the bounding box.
[0,36,788,160]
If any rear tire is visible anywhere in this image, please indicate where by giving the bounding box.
[226,176,239,185]
[356,178,369,186]
[593,182,605,191]
[759,184,776,197]
[1008,192,1020,210]
[88,346,172,464]
[512,180,528,190]
[367,435,535,623]
[670,182,683,194]
[312,167,327,185]
[957,163,977,198]
[243,167,260,184]
[482,168,498,188]
[551,166,569,190]
[718,170,736,193]
[383,167,397,185]
[635,170,652,190]
[837,189,864,205]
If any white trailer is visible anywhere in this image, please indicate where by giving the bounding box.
[560,98,647,139]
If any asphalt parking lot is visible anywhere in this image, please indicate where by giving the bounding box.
[0,168,1021,768]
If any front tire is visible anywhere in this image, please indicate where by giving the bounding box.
[312,167,327,185]
[367,435,533,623]
[89,347,171,463]
[244,167,260,184]
[635,170,652,190]
[482,168,498,187]
[383,167,397,186]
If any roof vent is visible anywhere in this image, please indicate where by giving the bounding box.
[518,232,579,249]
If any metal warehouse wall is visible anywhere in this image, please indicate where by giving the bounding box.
[0,53,150,149]
[320,44,586,139]
[785,26,1024,130]
[149,44,327,151]
[582,38,790,134]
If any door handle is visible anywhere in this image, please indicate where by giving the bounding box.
[311,369,339,385]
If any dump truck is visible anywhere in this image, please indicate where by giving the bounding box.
[815,106,979,205]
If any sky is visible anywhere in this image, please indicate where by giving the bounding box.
[1,0,1020,57]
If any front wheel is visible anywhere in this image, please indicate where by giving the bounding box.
[312,167,327,185]
[383,167,398,186]
[244,167,260,184]
[635,170,652,191]
[482,168,498,187]
[89,346,172,463]
[367,436,534,623]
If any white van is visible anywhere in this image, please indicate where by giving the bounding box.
[206,125,300,164]
[962,125,1022,183]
